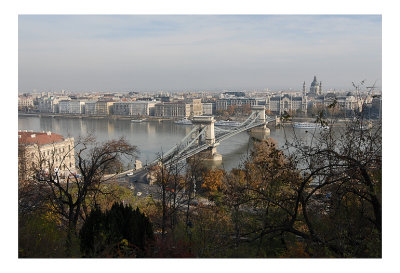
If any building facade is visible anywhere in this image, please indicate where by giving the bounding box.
[18,95,34,109]
[308,75,322,96]
[58,100,70,114]
[202,103,215,115]
[96,101,114,115]
[18,130,76,179]
[113,101,156,116]
[266,94,307,114]
[38,97,55,113]
[188,99,203,116]
[215,98,261,112]
[154,102,191,118]
[38,96,71,113]
[85,101,97,115]
[69,101,85,114]
[58,100,85,114]
[311,92,361,111]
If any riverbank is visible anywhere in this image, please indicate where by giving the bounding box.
[18,112,377,126]
[18,112,172,121]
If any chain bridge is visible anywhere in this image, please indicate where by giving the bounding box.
[113,106,275,180]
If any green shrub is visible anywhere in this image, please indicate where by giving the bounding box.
[79,203,154,257]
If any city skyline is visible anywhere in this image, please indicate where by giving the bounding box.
[19,15,381,92]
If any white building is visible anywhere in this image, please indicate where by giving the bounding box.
[69,101,85,114]
[18,130,76,178]
[311,92,362,112]
[113,101,156,116]
[154,102,191,118]
[266,94,307,114]
[85,101,97,115]
[18,95,34,109]
[58,100,70,114]
[216,98,262,111]
[202,103,215,115]
[58,100,85,114]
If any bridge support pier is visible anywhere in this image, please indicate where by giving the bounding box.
[249,106,270,140]
[192,116,222,162]
[197,147,223,162]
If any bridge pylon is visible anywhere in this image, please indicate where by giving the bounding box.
[249,105,270,140]
[192,116,222,162]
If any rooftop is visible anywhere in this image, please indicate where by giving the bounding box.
[18,131,66,146]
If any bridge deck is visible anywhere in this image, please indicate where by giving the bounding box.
[109,114,275,179]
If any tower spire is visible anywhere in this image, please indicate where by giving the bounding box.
[319,81,322,95]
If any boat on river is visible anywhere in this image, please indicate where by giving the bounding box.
[131,119,146,123]
[174,118,193,125]
[293,122,329,129]
[215,120,241,127]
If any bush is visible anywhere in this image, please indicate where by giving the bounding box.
[79,203,154,257]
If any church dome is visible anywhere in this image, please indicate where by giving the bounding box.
[311,76,319,86]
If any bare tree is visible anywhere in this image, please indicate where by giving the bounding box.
[284,115,382,257]
[25,135,138,256]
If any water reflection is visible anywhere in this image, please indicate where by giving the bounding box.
[19,116,327,170]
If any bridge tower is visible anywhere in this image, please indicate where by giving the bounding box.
[192,116,222,162]
[250,105,270,140]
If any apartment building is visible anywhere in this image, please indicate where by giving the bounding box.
[96,101,114,115]
[154,102,191,118]
[311,93,361,111]
[188,98,203,116]
[85,101,97,115]
[112,101,155,116]
[18,95,34,109]
[58,100,85,114]
[37,96,71,113]
[266,94,307,114]
[58,100,70,114]
[216,98,262,111]
[202,103,215,115]
[18,130,76,179]
[69,100,85,114]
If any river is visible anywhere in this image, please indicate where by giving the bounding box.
[18,115,315,170]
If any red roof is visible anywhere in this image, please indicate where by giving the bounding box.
[18,131,65,146]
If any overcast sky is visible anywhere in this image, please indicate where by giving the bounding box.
[18,15,381,92]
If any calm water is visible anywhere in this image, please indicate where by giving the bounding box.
[18,116,313,170]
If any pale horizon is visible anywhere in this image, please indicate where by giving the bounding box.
[19,15,382,93]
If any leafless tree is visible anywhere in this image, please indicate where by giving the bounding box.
[22,135,138,256]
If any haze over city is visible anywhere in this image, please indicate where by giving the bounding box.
[14,3,388,261]
[18,15,382,93]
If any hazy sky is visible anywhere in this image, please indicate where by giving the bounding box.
[18,15,382,92]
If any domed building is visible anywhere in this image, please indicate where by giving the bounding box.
[309,75,322,96]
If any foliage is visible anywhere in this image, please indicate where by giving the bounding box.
[18,135,139,257]
[25,136,138,256]
[201,169,225,193]
[18,211,77,258]
[18,99,381,258]
[79,203,154,257]
[191,120,382,258]
[149,233,195,258]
